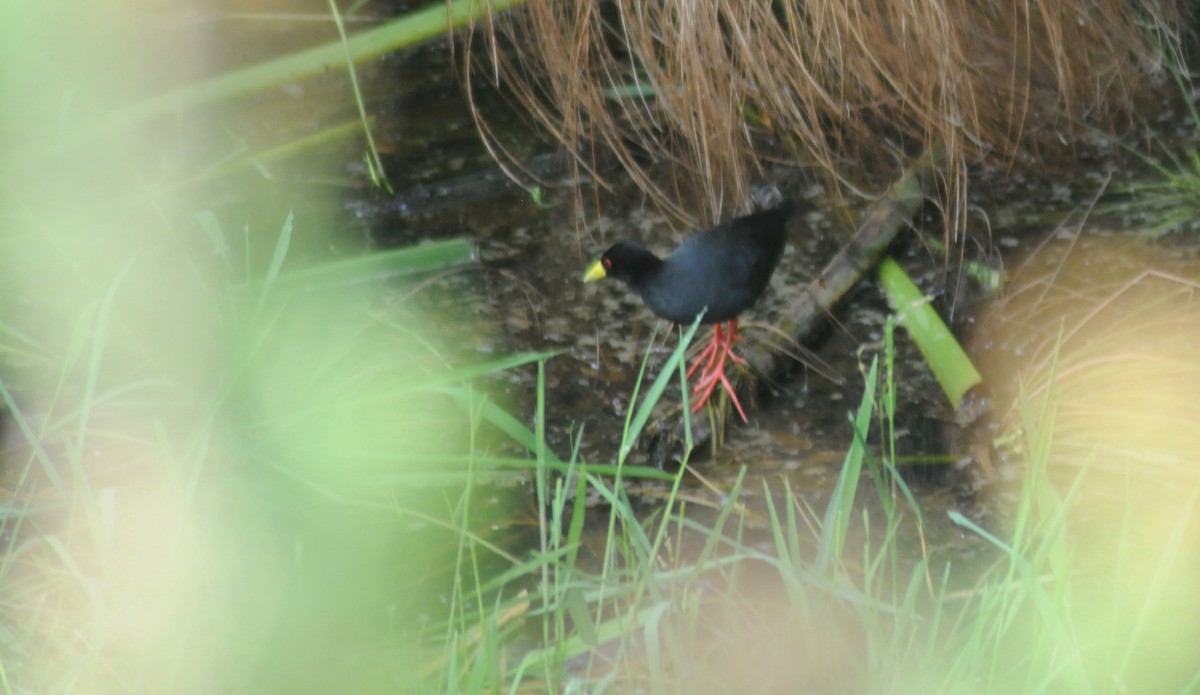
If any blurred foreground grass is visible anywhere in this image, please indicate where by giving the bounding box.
[4,1,1200,693]
[0,2,543,690]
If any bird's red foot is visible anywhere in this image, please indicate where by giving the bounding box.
[686,320,749,422]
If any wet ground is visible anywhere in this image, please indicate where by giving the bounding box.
[205,13,1200,571]
[330,48,982,562]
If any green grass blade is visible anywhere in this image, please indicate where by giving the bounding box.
[109,0,529,125]
[255,209,293,312]
[404,349,560,392]
[325,0,389,189]
[271,238,476,291]
[620,315,703,461]
[446,385,544,454]
[817,355,878,573]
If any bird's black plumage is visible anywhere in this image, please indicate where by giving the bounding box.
[584,202,791,324]
[583,201,792,422]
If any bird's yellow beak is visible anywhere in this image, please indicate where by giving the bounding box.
[582,259,607,282]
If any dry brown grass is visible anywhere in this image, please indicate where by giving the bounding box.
[470,0,1185,228]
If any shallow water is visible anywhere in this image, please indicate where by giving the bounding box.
[321,50,990,566]
[211,14,1200,567]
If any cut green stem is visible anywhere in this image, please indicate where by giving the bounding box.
[876,256,982,409]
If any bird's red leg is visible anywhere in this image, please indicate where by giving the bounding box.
[687,323,726,379]
[686,319,749,422]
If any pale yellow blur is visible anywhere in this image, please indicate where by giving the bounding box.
[971,235,1200,689]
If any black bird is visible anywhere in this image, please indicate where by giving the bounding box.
[582,202,790,421]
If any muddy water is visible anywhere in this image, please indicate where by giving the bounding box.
[325,45,1003,568]
[220,22,1200,570]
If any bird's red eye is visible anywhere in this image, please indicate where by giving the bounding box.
[603,258,612,269]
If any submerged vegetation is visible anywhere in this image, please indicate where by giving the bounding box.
[2,0,1200,693]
